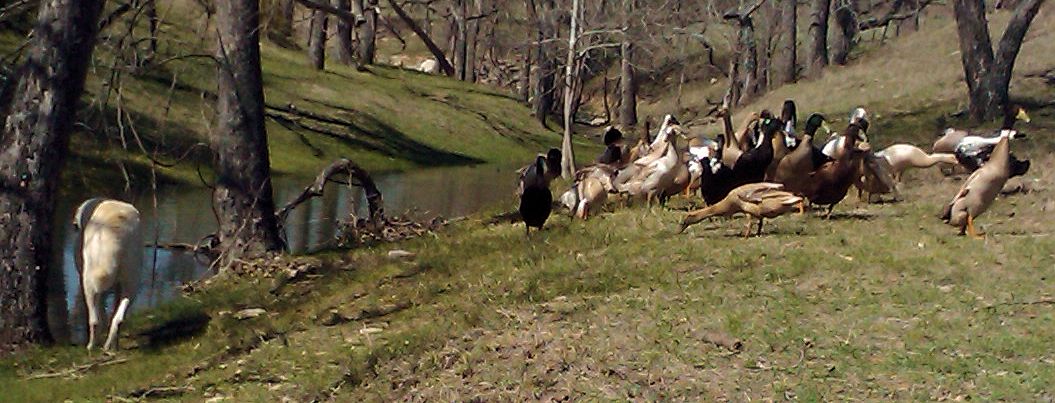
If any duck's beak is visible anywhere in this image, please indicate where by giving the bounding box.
[1017,108,1031,123]
[821,121,832,135]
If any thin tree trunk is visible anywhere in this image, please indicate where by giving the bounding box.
[0,0,105,348]
[899,0,920,32]
[740,16,760,102]
[145,0,159,62]
[359,0,377,65]
[831,1,857,65]
[774,0,797,86]
[561,0,580,179]
[619,40,637,127]
[807,0,831,77]
[308,9,327,69]
[533,15,555,129]
[518,51,531,103]
[213,0,284,263]
[334,0,355,65]
[453,0,468,80]
[466,0,483,82]
[282,0,295,40]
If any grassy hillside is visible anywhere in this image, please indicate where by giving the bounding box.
[3,161,1054,400]
[0,1,596,189]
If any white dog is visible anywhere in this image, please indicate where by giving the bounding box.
[74,198,141,351]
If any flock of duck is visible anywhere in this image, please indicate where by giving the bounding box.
[518,101,1032,239]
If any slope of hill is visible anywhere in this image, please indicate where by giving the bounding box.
[0,1,588,189]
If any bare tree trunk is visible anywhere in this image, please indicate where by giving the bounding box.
[308,9,328,70]
[359,0,377,65]
[0,0,105,348]
[774,0,797,86]
[561,0,580,179]
[386,0,455,76]
[145,0,159,61]
[466,0,483,82]
[807,0,831,77]
[213,0,284,263]
[831,1,858,65]
[518,51,531,103]
[453,0,468,80]
[953,0,1045,121]
[739,17,760,102]
[619,40,637,127]
[282,0,296,40]
[334,0,355,65]
[533,15,555,129]
[898,0,920,32]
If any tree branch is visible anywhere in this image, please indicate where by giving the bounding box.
[995,0,1046,77]
[385,0,455,76]
[857,0,934,31]
[276,159,385,226]
[293,0,364,26]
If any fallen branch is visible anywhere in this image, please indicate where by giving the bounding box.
[275,158,385,226]
[24,357,130,380]
[319,301,412,326]
[125,385,194,399]
[293,0,364,27]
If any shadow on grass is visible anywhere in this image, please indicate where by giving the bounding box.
[268,99,482,167]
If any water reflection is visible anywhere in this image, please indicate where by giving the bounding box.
[47,164,514,344]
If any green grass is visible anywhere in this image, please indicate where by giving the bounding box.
[4,161,1054,400]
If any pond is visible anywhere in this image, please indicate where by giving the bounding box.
[47,164,517,345]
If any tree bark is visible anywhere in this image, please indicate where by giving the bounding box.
[738,16,760,103]
[466,0,483,82]
[518,51,531,103]
[308,9,328,70]
[145,0,159,62]
[561,0,580,179]
[898,0,920,32]
[453,0,468,80]
[953,0,1045,121]
[532,7,556,129]
[0,0,105,348]
[774,0,797,86]
[281,0,296,40]
[386,0,455,76]
[212,0,284,264]
[831,1,858,65]
[807,0,831,77]
[334,0,355,65]
[359,0,377,65]
[619,40,637,127]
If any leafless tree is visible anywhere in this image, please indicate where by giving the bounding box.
[953,0,1046,121]
[334,0,356,65]
[308,9,328,69]
[773,0,797,86]
[807,0,831,77]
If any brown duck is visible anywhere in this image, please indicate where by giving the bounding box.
[679,182,804,237]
